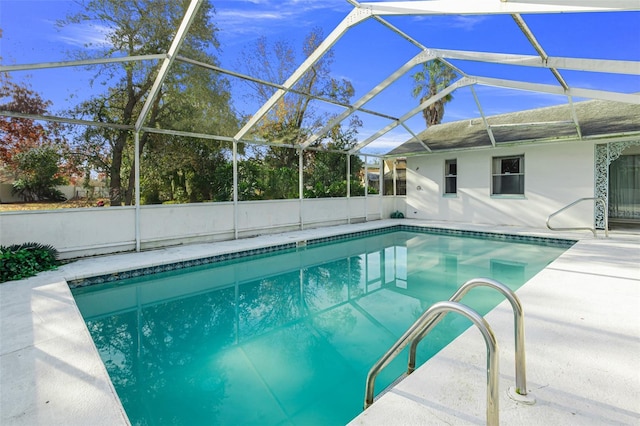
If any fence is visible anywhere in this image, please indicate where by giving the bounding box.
[0,196,403,259]
[0,183,108,203]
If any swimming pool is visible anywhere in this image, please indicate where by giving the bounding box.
[72,228,572,425]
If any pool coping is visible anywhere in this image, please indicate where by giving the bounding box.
[1,219,638,425]
[67,224,574,289]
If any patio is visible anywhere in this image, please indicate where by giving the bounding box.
[1,220,638,425]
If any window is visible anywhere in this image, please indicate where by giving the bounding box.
[444,159,457,195]
[492,155,524,195]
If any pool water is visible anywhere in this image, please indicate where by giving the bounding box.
[72,231,569,425]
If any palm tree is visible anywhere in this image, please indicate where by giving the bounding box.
[412,60,457,127]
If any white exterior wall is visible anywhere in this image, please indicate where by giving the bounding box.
[302,198,355,227]
[366,196,382,221]
[140,203,235,248]
[406,141,595,228]
[238,199,301,237]
[0,207,137,257]
[0,197,391,259]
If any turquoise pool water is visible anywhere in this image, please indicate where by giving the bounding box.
[72,230,570,425]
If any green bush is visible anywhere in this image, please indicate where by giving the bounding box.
[0,243,60,283]
[11,146,68,202]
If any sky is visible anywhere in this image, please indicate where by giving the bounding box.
[1,0,639,155]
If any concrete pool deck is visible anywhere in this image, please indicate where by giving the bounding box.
[1,220,638,425]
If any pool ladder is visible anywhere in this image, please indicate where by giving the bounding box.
[364,278,535,426]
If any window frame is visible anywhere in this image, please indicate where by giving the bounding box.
[444,158,457,196]
[491,155,525,197]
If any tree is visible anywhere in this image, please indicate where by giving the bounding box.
[141,134,232,204]
[12,146,68,201]
[304,117,365,198]
[61,0,237,206]
[238,27,358,199]
[0,74,54,170]
[411,60,457,127]
[0,73,75,200]
[136,63,239,204]
[243,28,355,146]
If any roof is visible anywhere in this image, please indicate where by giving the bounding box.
[389,98,640,156]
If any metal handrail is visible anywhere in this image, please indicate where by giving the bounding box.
[407,278,530,399]
[546,197,608,237]
[364,301,500,425]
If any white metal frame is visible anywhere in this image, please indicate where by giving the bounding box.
[2,1,640,250]
[1,0,638,156]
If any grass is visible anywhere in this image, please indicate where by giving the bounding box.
[0,198,110,212]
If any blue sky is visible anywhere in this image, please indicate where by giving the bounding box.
[1,0,639,154]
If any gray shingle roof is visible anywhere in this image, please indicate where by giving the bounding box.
[389,99,640,156]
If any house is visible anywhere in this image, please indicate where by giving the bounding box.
[388,99,640,230]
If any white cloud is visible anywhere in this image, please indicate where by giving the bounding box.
[450,15,488,30]
[409,14,488,31]
[215,0,348,41]
[357,130,412,155]
[53,21,112,49]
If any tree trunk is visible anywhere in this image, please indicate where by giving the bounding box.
[421,95,445,127]
[124,132,149,206]
[109,131,128,206]
[124,93,161,205]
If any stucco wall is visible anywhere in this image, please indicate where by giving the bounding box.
[0,207,137,257]
[0,196,391,259]
[140,202,235,248]
[406,141,596,228]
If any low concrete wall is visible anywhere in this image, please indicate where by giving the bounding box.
[238,199,301,237]
[0,196,398,259]
[140,202,235,249]
[0,207,137,257]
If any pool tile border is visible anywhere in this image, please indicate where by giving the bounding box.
[305,224,576,248]
[68,242,296,288]
[68,224,575,289]
[400,225,576,247]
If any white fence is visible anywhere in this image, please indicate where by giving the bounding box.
[0,183,108,203]
[0,196,401,259]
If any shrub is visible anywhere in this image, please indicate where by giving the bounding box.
[11,146,68,202]
[0,243,60,283]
